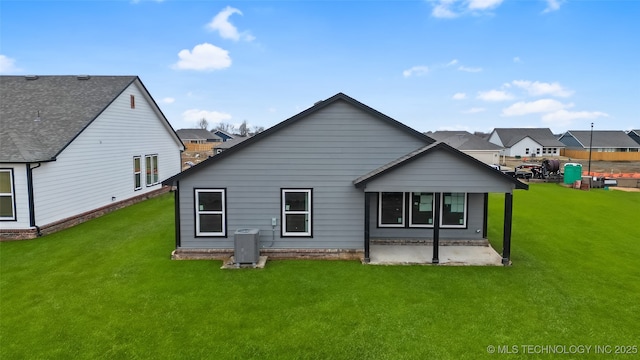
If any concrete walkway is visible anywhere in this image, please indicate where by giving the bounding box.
[369,244,504,266]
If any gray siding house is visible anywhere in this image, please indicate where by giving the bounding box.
[559,130,640,152]
[163,93,527,264]
[628,130,640,145]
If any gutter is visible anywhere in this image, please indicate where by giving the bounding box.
[26,163,42,236]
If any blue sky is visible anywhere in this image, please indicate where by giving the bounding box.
[1,0,638,134]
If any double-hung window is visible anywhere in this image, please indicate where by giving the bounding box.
[441,192,467,227]
[282,189,312,237]
[133,156,142,190]
[378,192,405,227]
[145,155,159,186]
[0,169,16,221]
[195,189,226,236]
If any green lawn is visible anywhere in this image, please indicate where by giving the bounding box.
[1,184,639,359]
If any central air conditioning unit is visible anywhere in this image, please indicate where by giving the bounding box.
[234,228,260,265]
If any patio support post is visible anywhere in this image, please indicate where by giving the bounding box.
[482,193,489,238]
[432,192,441,264]
[174,182,181,249]
[364,192,371,263]
[502,192,513,265]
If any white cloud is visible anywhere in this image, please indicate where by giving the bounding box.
[172,43,231,71]
[462,107,486,114]
[452,92,467,100]
[513,56,522,63]
[542,110,608,124]
[182,109,232,124]
[429,0,504,18]
[431,0,459,18]
[206,6,254,42]
[512,80,573,97]
[162,97,175,104]
[403,65,429,78]
[502,99,570,116]
[458,65,482,73]
[468,0,504,10]
[477,89,514,102]
[0,55,21,74]
[543,0,562,13]
[446,59,459,67]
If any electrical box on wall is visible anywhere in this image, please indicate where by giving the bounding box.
[271,218,277,226]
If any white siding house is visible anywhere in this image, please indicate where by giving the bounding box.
[489,128,565,158]
[0,76,184,239]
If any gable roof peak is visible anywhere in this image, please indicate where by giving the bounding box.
[163,92,435,185]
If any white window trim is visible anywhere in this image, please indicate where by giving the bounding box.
[282,189,312,237]
[408,192,434,228]
[0,169,16,221]
[145,154,159,186]
[440,192,468,228]
[133,156,142,191]
[195,189,226,237]
[378,192,406,228]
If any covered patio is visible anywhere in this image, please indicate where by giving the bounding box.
[368,243,503,266]
[353,142,529,266]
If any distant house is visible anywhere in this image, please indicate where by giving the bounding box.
[426,131,503,165]
[626,130,640,146]
[558,130,640,152]
[213,136,251,154]
[177,129,222,160]
[176,129,222,145]
[163,93,528,264]
[0,75,184,240]
[488,128,565,158]
[212,130,235,142]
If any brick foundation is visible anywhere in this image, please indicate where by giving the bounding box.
[0,228,39,240]
[172,248,364,261]
[0,186,170,241]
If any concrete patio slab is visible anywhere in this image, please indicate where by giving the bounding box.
[368,244,503,266]
[220,256,268,269]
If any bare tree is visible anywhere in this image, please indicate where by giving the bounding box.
[197,118,209,130]
[214,122,235,133]
[250,126,265,136]
[238,120,249,137]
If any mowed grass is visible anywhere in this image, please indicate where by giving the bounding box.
[1,185,639,359]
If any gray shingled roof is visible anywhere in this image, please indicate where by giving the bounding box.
[1,75,138,162]
[215,136,250,149]
[562,130,640,149]
[176,128,222,141]
[426,131,503,151]
[491,128,565,147]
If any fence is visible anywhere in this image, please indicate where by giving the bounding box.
[561,149,640,161]
[184,143,215,152]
